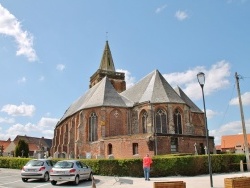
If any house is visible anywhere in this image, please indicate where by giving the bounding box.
[51,41,214,159]
[13,135,52,158]
[0,138,11,157]
[221,134,250,153]
[0,136,52,158]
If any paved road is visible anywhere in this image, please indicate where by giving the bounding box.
[1,168,250,188]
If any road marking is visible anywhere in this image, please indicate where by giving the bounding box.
[0,175,20,179]
[33,183,51,188]
[0,180,22,185]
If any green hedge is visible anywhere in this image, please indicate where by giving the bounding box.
[0,154,245,177]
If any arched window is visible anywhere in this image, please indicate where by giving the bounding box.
[109,109,123,136]
[108,143,112,155]
[155,109,167,133]
[88,112,98,141]
[174,109,182,134]
[142,111,148,133]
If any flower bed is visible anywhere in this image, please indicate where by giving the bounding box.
[154,181,186,188]
[224,177,250,188]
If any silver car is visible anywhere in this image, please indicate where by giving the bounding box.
[21,159,54,182]
[50,160,93,185]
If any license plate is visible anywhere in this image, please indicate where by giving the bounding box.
[28,169,36,172]
[57,171,66,174]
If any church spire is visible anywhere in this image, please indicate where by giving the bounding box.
[99,41,115,71]
[89,41,126,93]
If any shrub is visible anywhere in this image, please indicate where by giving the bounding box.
[0,154,245,177]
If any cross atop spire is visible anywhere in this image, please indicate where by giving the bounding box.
[99,41,115,71]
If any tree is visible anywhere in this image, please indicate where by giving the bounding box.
[15,139,29,157]
[0,145,4,156]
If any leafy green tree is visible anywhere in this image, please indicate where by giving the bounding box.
[15,139,29,157]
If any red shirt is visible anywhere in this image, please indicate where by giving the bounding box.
[143,156,152,168]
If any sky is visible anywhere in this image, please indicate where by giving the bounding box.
[0,0,249,146]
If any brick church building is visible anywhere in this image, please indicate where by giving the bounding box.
[51,41,214,159]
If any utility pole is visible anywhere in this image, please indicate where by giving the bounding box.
[235,72,250,171]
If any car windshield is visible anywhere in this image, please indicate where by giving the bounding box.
[26,160,44,167]
[54,161,74,168]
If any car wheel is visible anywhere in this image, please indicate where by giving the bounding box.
[43,172,49,182]
[22,178,28,182]
[51,180,57,185]
[87,172,93,181]
[74,175,79,185]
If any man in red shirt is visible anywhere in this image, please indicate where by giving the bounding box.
[143,154,153,181]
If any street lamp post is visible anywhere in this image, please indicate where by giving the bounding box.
[197,72,213,187]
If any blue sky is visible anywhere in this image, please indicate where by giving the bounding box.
[0,0,249,146]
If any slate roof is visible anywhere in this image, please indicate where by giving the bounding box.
[59,77,134,124]
[175,86,203,113]
[121,69,186,104]
[13,135,52,148]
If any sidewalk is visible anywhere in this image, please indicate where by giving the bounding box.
[93,171,250,188]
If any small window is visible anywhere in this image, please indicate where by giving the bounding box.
[171,137,178,153]
[108,143,112,155]
[132,143,138,155]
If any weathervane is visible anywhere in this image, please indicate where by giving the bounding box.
[106,32,108,40]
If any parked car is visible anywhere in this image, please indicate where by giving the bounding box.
[50,160,93,185]
[21,159,54,182]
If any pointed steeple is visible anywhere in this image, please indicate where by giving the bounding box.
[99,41,115,71]
[89,41,126,93]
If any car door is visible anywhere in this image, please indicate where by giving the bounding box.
[81,162,90,179]
[75,161,85,180]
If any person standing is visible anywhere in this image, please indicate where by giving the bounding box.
[143,154,153,181]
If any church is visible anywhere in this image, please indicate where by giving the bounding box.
[51,41,214,159]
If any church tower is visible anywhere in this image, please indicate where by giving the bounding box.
[89,41,126,93]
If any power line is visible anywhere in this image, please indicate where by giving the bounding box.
[218,81,236,128]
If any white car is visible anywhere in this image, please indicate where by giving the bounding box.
[21,159,54,182]
[50,160,93,185]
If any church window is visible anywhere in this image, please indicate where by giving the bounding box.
[174,109,182,134]
[109,109,123,136]
[108,143,112,155]
[88,112,98,142]
[155,109,167,133]
[171,137,178,153]
[142,111,148,133]
[132,143,138,155]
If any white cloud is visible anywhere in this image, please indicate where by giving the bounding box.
[230,92,250,106]
[0,117,15,124]
[37,117,58,129]
[0,4,37,61]
[1,102,35,117]
[163,60,231,100]
[206,109,218,119]
[155,4,167,14]
[56,64,65,71]
[210,118,250,145]
[175,10,188,21]
[17,76,27,83]
[7,123,37,134]
[117,69,135,88]
[0,117,58,140]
